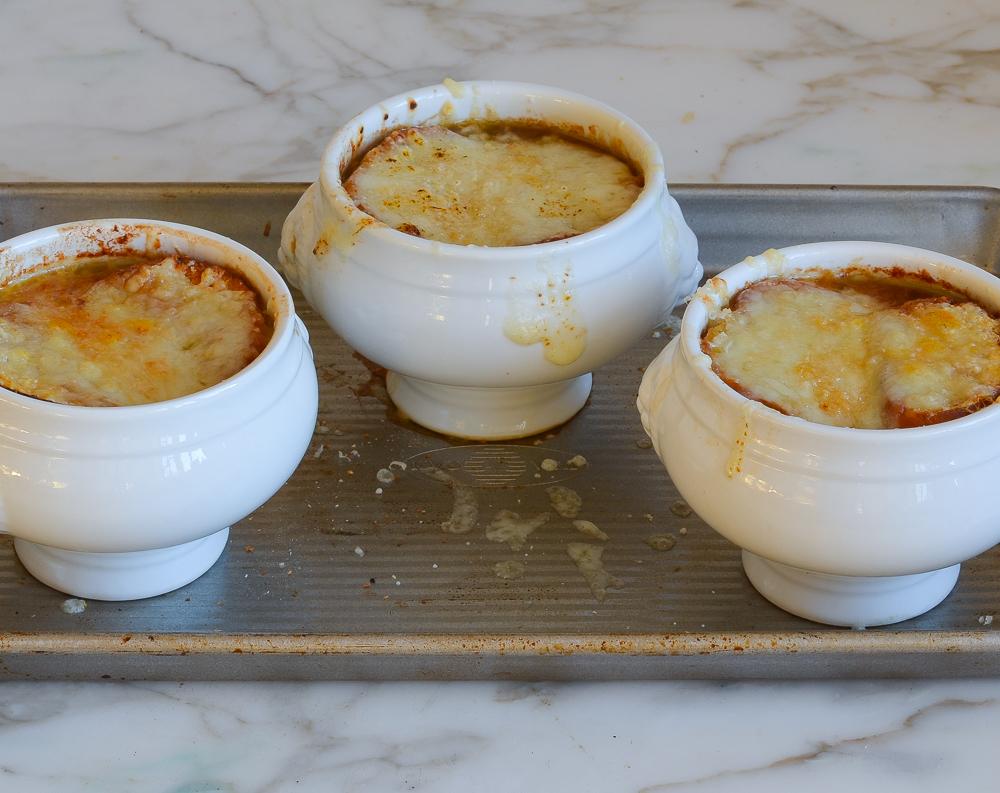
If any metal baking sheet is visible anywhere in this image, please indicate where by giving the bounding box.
[1,183,999,680]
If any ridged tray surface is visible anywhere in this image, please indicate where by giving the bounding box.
[0,183,998,679]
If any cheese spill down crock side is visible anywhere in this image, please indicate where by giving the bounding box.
[0,255,272,407]
[703,272,1000,429]
[344,122,643,247]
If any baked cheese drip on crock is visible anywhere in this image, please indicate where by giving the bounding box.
[344,123,643,247]
[703,275,1000,429]
[0,255,271,407]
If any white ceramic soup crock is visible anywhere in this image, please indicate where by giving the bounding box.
[638,241,1000,628]
[280,79,700,440]
[0,220,318,601]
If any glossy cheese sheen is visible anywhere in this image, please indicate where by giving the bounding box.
[344,123,643,247]
[705,281,886,429]
[704,275,1000,429]
[874,299,1000,425]
[0,256,271,407]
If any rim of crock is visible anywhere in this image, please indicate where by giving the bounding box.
[679,240,1000,439]
[318,79,666,259]
[0,218,295,417]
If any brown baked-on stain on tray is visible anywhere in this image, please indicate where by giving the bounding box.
[342,120,643,247]
[702,268,1000,429]
[0,253,272,407]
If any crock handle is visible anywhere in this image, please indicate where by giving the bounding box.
[293,315,310,343]
[636,337,678,441]
[293,314,314,352]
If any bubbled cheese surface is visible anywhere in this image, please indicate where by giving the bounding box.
[0,255,271,407]
[703,275,1000,429]
[344,124,643,247]
[873,298,1000,425]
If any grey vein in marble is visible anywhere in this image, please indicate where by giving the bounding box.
[0,681,999,792]
[1,0,998,185]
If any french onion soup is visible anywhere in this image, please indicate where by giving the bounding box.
[344,121,643,247]
[0,255,271,407]
[702,270,1000,429]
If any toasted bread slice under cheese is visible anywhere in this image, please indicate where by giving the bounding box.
[344,124,642,247]
[873,297,1000,427]
[0,256,271,407]
[705,276,1000,429]
[703,279,886,429]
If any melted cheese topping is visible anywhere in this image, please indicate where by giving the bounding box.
[0,256,271,407]
[704,275,1000,429]
[705,281,885,428]
[344,123,642,247]
[874,299,1000,424]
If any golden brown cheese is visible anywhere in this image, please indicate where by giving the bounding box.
[874,298,1000,427]
[703,274,1000,429]
[0,255,271,407]
[705,280,885,428]
[344,123,643,247]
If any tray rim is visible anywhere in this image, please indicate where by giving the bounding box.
[2,181,999,196]
[2,630,999,658]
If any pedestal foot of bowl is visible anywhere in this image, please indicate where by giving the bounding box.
[741,550,959,628]
[386,371,592,440]
[14,527,230,601]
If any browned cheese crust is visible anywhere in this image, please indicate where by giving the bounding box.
[344,123,642,247]
[0,255,272,406]
[702,274,1000,429]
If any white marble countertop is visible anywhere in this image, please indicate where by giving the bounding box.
[2,1,1000,790]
